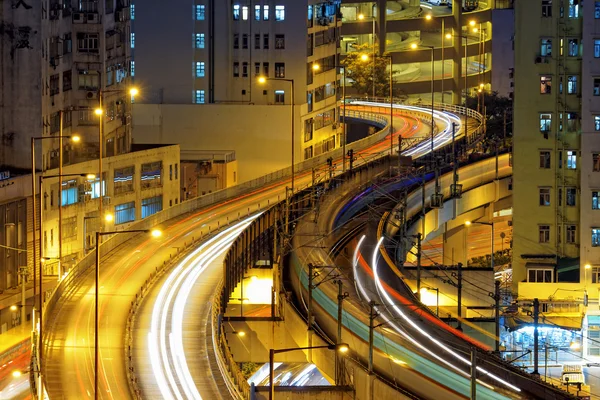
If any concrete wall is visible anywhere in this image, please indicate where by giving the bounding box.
[133,104,295,183]
[490,8,514,98]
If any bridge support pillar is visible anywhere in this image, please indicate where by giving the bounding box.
[442,225,468,267]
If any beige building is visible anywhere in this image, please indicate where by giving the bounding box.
[513,0,600,359]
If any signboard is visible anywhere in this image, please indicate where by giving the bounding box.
[0,171,10,181]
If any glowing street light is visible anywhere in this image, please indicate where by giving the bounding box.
[94,108,103,116]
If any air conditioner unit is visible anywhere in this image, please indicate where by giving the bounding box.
[84,193,92,202]
[73,13,84,23]
[87,13,99,23]
[102,196,111,206]
[83,182,92,192]
[534,56,543,64]
[86,91,97,100]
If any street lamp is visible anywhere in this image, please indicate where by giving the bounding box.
[360,54,394,168]
[268,343,349,399]
[257,77,295,192]
[312,63,349,172]
[585,263,592,285]
[94,228,161,400]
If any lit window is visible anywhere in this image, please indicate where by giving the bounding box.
[593,228,600,246]
[115,202,135,224]
[141,161,163,188]
[196,4,205,20]
[568,0,579,18]
[567,150,577,169]
[131,32,135,48]
[275,90,285,104]
[593,191,600,208]
[595,40,600,58]
[568,38,578,56]
[255,5,260,20]
[263,5,269,20]
[528,267,553,282]
[595,78,600,96]
[540,113,552,133]
[539,151,551,168]
[130,60,135,77]
[540,76,552,94]
[242,5,248,20]
[539,187,551,206]
[233,62,239,77]
[567,75,577,94]
[194,89,205,104]
[538,225,551,243]
[275,62,285,78]
[114,166,134,194]
[195,61,205,77]
[142,196,163,219]
[233,4,240,20]
[596,1,600,18]
[540,38,552,56]
[195,33,205,48]
[275,5,285,21]
[61,180,79,206]
[131,4,135,19]
[595,116,600,131]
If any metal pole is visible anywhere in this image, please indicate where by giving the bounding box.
[368,301,375,374]
[416,233,422,301]
[336,279,343,385]
[290,79,295,192]
[544,345,549,381]
[494,280,500,352]
[269,348,275,400]
[31,138,37,313]
[20,267,26,330]
[58,110,63,277]
[372,18,375,98]
[471,348,477,400]
[389,57,393,166]
[532,298,540,377]
[98,91,104,232]
[95,231,100,400]
[464,35,469,143]
[241,268,244,318]
[430,47,435,160]
[342,66,347,172]
[441,18,445,104]
[491,222,495,271]
[308,263,313,332]
[38,175,43,376]
[436,288,439,317]
[457,262,463,331]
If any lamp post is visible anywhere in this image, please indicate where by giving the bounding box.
[312,63,348,172]
[94,228,161,400]
[269,343,349,399]
[585,263,591,285]
[257,77,294,192]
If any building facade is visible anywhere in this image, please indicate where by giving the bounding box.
[513,0,600,361]
[134,0,343,161]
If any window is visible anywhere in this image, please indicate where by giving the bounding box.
[233,4,240,20]
[242,62,248,77]
[255,34,260,49]
[195,33,205,49]
[567,75,577,94]
[131,60,135,77]
[263,62,269,76]
[141,161,162,188]
[114,166,134,194]
[275,62,285,78]
[528,268,553,283]
[542,0,552,17]
[593,191,600,209]
[233,62,239,77]
[568,38,578,56]
[566,225,577,243]
[255,4,260,20]
[596,1,600,18]
[595,155,600,172]
[566,112,577,131]
[539,225,551,243]
[307,4,313,28]
[77,33,99,53]
[255,62,260,76]
[63,33,72,55]
[595,40,600,58]
[304,118,313,142]
[62,216,77,241]
[196,4,205,20]
[263,34,269,49]
[131,33,135,48]
[142,196,163,219]
[566,187,576,206]
[50,74,60,96]
[593,267,600,284]
[314,109,335,130]
[194,89,205,104]
[195,62,205,78]
[242,5,248,20]
[263,5,269,20]
[131,4,135,19]
[540,113,552,132]
[595,78,600,96]
[596,116,600,132]
[175,164,178,180]
[593,228,600,246]
[541,38,552,56]
[274,90,284,104]
[307,34,313,57]
[115,202,135,225]
[539,187,551,206]
[275,5,285,21]
[539,151,551,168]
[275,34,285,49]
[568,0,579,17]
[304,146,313,160]
[242,34,248,49]
[307,91,313,112]
[233,33,239,49]
[540,76,552,94]
[567,150,577,169]
[61,180,78,206]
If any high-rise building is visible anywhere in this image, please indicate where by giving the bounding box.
[134,0,342,161]
[0,1,134,171]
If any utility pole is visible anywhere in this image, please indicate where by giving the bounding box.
[532,298,540,377]
[457,262,463,331]
[494,280,500,353]
[308,263,314,332]
[336,280,348,385]
[20,266,27,326]
[368,301,377,374]
[471,348,477,400]
[416,233,422,301]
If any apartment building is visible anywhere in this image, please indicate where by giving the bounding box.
[339,1,515,103]
[513,0,600,360]
[134,0,342,161]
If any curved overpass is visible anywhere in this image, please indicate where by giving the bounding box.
[40,102,463,399]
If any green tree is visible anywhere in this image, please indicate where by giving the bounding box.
[467,92,513,146]
[343,44,393,98]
